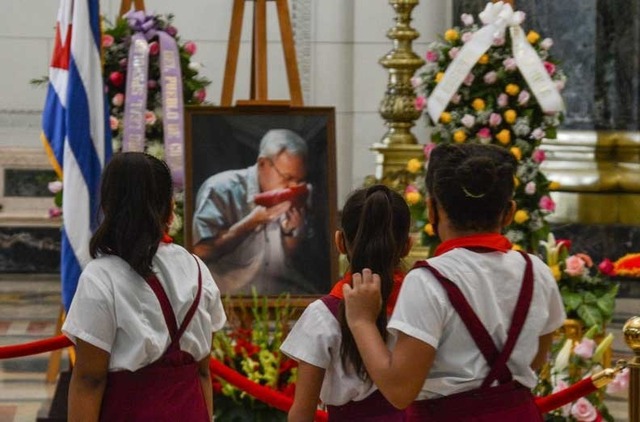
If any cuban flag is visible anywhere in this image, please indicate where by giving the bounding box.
[41,0,111,311]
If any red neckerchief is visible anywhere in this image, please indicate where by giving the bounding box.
[329,270,405,316]
[434,233,512,256]
[161,233,174,244]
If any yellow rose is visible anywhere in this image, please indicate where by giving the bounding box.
[514,209,530,224]
[511,244,523,252]
[510,146,522,161]
[440,112,452,123]
[472,98,486,111]
[550,264,562,281]
[424,223,435,237]
[496,129,511,145]
[444,29,459,42]
[405,191,421,206]
[504,109,517,124]
[406,158,423,173]
[478,54,489,65]
[527,30,540,44]
[549,181,561,190]
[513,176,520,188]
[453,130,467,143]
[435,72,445,83]
[505,84,520,96]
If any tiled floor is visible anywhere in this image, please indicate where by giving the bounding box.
[0,274,635,421]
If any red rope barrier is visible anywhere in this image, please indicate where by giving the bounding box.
[0,335,72,359]
[209,358,328,422]
[535,377,597,414]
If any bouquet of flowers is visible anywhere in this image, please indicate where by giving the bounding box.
[411,3,567,251]
[539,234,618,328]
[211,292,298,421]
[534,326,628,422]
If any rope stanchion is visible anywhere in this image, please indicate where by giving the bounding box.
[209,358,328,422]
[0,335,72,359]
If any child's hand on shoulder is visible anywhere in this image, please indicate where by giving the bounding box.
[343,268,382,328]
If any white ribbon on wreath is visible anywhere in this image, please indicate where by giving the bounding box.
[427,1,565,123]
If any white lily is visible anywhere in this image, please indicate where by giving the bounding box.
[540,232,561,266]
[553,338,573,374]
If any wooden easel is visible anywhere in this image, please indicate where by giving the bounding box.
[119,0,146,16]
[221,0,303,106]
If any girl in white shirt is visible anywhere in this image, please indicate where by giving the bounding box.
[63,152,226,421]
[281,185,412,421]
[344,143,565,421]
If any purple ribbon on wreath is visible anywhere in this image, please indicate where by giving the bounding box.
[122,11,185,189]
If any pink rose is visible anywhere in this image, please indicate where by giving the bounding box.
[184,41,197,56]
[461,114,475,128]
[405,184,418,194]
[461,32,473,43]
[145,110,157,126]
[518,90,531,106]
[598,258,615,276]
[525,182,536,195]
[49,207,62,218]
[149,41,160,56]
[493,36,505,46]
[423,143,436,160]
[606,368,630,394]
[565,255,586,276]
[414,95,427,111]
[532,148,546,163]
[165,26,178,37]
[448,47,459,60]
[102,34,114,48]
[573,338,596,359]
[489,113,502,127]
[109,116,119,131]
[193,89,206,104]
[503,57,517,71]
[48,180,63,194]
[497,93,509,108]
[483,71,497,85]
[539,195,556,212]
[570,398,598,422]
[544,61,556,76]
[112,93,124,107]
[540,38,554,50]
[425,50,439,63]
[477,127,491,139]
[109,71,124,87]
[463,73,475,87]
[531,128,546,141]
[575,253,593,268]
[460,13,474,26]
[450,93,461,104]
[411,76,423,88]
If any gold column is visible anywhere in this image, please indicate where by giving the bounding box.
[372,0,425,178]
[624,316,640,422]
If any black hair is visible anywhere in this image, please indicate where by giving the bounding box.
[338,184,411,379]
[89,152,174,278]
[426,143,516,232]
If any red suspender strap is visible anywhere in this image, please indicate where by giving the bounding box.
[410,250,534,388]
[174,256,203,342]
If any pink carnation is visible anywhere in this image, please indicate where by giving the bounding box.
[565,255,586,276]
[461,114,475,128]
[532,148,546,163]
[423,143,436,160]
[493,36,505,46]
[49,207,62,218]
[598,258,615,276]
[489,113,502,127]
[461,32,473,43]
[193,89,206,104]
[540,38,554,50]
[426,50,439,63]
[497,93,509,108]
[48,181,63,194]
[483,71,497,85]
[448,47,459,60]
[477,127,491,139]
[544,61,557,76]
[110,116,119,131]
[102,34,114,48]
[460,13,474,26]
[149,41,160,56]
[405,185,418,194]
[411,76,423,88]
[184,41,197,56]
[531,128,546,141]
[539,195,556,212]
[450,93,461,104]
[606,368,630,395]
[518,90,531,106]
[503,57,517,72]
[112,93,124,107]
[145,110,157,126]
[573,338,596,359]
[570,398,598,422]
[414,95,427,111]
[525,182,536,195]
[463,73,475,87]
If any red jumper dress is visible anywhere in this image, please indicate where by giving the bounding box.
[99,258,210,421]
[406,251,543,422]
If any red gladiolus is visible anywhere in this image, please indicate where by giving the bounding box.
[556,239,571,251]
[598,258,615,276]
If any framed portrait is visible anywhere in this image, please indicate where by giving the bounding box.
[184,106,338,299]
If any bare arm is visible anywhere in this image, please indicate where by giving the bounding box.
[288,361,325,422]
[343,270,435,409]
[194,202,292,261]
[68,339,110,422]
[531,332,554,371]
[197,356,214,419]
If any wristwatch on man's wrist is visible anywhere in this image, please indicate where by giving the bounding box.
[281,227,299,237]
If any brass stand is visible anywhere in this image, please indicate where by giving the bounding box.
[373,0,425,176]
[624,316,640,422]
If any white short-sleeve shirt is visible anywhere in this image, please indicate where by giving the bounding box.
[388,249,565,399]
[62,243,227,371]
[281,299,394,406]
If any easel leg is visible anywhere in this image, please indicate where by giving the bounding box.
[221,0,246,106]
[275,0,303,106]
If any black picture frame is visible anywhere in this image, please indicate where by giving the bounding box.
[184,106,338,299]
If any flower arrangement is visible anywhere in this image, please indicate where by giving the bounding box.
[411,4,567,251]
[211,292,297,421]
[534,326,628,422]
[37,13,210,244]
[540,234,618,328]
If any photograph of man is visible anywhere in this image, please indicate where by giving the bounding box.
[192,129,310,295]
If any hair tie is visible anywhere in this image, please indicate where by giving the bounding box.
[462,186,486,199]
